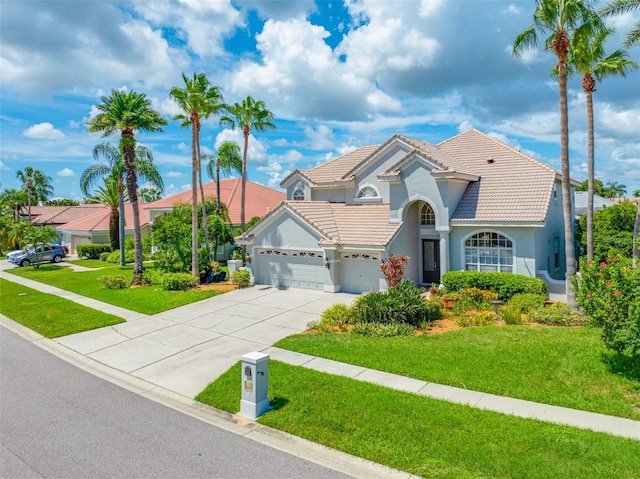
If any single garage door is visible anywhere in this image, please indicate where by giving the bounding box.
[255,249,325,290]
[340,252,382,293]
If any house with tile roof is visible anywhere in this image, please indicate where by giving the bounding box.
[236,129,573,300]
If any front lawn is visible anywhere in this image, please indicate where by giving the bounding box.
[0,278,124,337]
[6,264,227,315]
[275,327,640,420]
[197,361,640,479]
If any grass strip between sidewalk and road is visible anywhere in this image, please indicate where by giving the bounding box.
[274,328,640,421]
[6,264,226,315]
[0,278,124,338]
[197,361,640,479]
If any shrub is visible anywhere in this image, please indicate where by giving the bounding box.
[601,300,640,360]
[161,273,198,291]
[351,322,416,337]
[457,310,496,327]
[77,243,112,260]
[423,300,442,321]
[138,271,156,286]
[529,302,591,327]
[442,271,547,301]
[231,270,251,288]
[380,253,410,287]
[99,252,110,262]
[352,280,428,327]
[106,249,135,264]
[501,304,524,325]
[154,249,185,273]
[97,275,128,289]
[508,293,547,314]
[315,303,354,331]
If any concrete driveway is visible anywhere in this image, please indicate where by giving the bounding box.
[54,285,358,398]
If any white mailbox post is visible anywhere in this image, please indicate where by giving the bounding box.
[240,351,270,420]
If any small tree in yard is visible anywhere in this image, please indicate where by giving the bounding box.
[380,253,410,288]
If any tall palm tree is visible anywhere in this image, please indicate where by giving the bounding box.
[220,96,276,233]
[513,0,602,308]
[16,166,54,220]
[81,142,164,257]
[84,176,123,251]
[170,72,225,277]
[601,0,640,47]
[86,90,167,283]
[569,26,637,259]
[204,140,242,213]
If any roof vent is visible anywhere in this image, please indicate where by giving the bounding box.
[486,157,495,164]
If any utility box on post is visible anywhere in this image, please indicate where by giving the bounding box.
[239,351,270,420]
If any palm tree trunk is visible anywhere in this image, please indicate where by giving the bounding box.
[121,132,144,282]
[241,124,249,233]
[634,205,639,267]
[191,117,199,280]
[118,182,125,266]
[559,60,577,308]
[216,162,221,214]
[586,88,595,260]
[197,134,211,262]
[109,205,119,252]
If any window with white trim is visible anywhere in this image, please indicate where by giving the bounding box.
[357,186,378,198]
[420,203,435,225]
[293,189,305,201]
[465,232,513,273]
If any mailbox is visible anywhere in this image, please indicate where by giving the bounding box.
[239,351,270,420]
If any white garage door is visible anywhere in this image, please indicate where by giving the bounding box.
[255,249,325,290]
[341,252,382,293]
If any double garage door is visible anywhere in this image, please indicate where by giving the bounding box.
[255,249,325,290]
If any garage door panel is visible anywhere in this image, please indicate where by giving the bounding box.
[341,252,381,293]
[255,250,324,290]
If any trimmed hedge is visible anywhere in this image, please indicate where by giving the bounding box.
[77,243,112,260]
[441,271,546,302]
[161,273,198,291]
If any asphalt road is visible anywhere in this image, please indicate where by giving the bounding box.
[0,326,350,479]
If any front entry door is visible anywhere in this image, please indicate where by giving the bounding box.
[422,239,440,284]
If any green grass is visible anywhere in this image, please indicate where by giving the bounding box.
[65,259,110,268]
[0,278,124,338]
[197,361,640,479]
[275,328,640,420]
[6,264,226,314]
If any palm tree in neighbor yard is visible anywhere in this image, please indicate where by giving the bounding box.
[569,26,637,259]
[513,0,603,308]
[86,90,167,283]
[219,96,276,233]
[204,140,242,214]
[170,72,225,276]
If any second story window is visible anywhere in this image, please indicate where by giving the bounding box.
[357,186,378,198]
[293,189,305,201]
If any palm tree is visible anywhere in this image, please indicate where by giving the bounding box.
[601,0,640,48]
[604,180,627,198]
[0,189,27,221]
[170,72,225,278]
[86,90,167,283]
[220,96,276,233]
[513,0,602,308]
[81,142,164,256]
[569,26,637,259]
[84,176,123,251]
[139,187,162,202]
[16,166,54,220]
[204,140,242,213]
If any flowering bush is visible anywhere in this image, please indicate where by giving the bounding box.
[574,255,640,360]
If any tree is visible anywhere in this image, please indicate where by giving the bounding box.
[45,198,80,206]
[513,0,602,308]
[170,72,225,279]
[576,178,604,195]
[139,187,162,202]
[204,140,242,213]
[603,180,627,198]
[83,176,122,252]
[220,96,276,233]
[633,189,640,197]
[569,26,637,259]
[86,90,167,283]
[601,0,640,48]
[0,189,27,221]
[81,142,164,262]
[16,166,54,219]
[576,200,637,261]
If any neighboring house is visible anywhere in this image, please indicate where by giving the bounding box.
[236,129,574,300]
[57,203,151,254]
[574,191,614,216]
[144,178,285,259]
[20,205,105,245]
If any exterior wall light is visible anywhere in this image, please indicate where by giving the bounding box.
[324,257,330,269]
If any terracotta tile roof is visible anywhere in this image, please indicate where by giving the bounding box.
[144,178,285,224]
[297,146,379,185]
[387,134,476,176]
[285,201,402,247]
[438,129,557,223]
[57,203,151,232]
[22,205,104,226]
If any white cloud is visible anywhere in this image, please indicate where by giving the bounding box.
[56,168,74,177]
[166,171,184,178]
[215,129,268,163]
[0,160,9,171]
[22,122,65,140]
[304,125,335,150]
[257,161,291,188]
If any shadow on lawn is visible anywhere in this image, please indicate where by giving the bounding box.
[602,351,640,382]
[269,396,289,411]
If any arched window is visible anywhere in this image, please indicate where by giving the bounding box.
[465,232,513,273]
[293,189,305,201]
[357,186,378,198]
[420,203,435,225]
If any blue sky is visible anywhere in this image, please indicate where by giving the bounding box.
[1,0,639,201]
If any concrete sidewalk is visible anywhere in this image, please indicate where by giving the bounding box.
[1,263,639,442]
